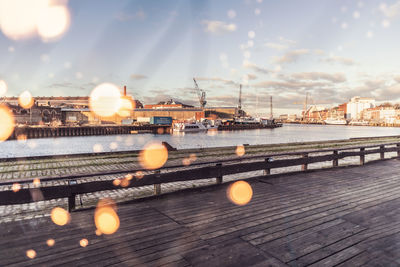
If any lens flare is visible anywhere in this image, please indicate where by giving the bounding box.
[0,80,7,96]
[12,183,21,192]
[33,178,40,187]
[37,5,70,41]
[135,171,144,179]
[89,83,122,117]
[189,153,197,162]
[139,143,168,170]
[0,105,15,142]
[26,249,36,259]
[182,158,191,166]
[46,239,55,247]
[0,0,47,40]
[18,90,34,109]
[113,178,121,186]
[79,238,89,247]
[117,98,133,117]
[109,142,118,150]
[235,145,245,157]
[51,207,70,226]
[227,181,253,206]
[0,0,71,41]
[93,144,103,153]
[120,178,130,187]
[94,199,120,235]
[17,134,27,143]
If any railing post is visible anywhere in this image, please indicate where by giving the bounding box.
[68,194,76,212]
[154,170,161,195]
[380,145,385,160]
[301,153,308,171]
[68,180,77,212]
[216,163,223,184]
[360,148,365,165]
[264,158,271,175]
[397,143,400,157]
[333,150,338,167]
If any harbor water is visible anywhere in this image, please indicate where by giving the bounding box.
[2,124,400,158]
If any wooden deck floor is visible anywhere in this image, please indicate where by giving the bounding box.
[3,159,400,266]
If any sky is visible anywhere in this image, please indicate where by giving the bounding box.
[1,0,400,116]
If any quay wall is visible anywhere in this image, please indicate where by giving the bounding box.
[7,123,281,141]
[9,125,171,140]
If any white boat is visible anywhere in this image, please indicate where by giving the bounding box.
[324,118,347,125]
[173,122,207,132]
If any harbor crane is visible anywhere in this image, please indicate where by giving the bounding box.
[193,78,207,108]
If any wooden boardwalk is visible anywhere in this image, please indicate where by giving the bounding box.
[2,159,400,266]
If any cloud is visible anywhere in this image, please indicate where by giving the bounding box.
[115,9,146,21]
[243,61,269,74]
[380,2,400,18]
[273,49,309,64]
[201,20,236,34]
[130,74,147,80]
[47,82,96,92]
[394,75,400,83]
[246,74,257,80]
[323,55,356,65]
[194,77,238,86]
[291,72,347,83]
[278,36,297,45]
[265,42,288,51]
[253,80,329,90]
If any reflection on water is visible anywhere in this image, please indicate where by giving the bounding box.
[1,124,400,158]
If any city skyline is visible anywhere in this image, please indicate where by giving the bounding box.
[1,0,400,116]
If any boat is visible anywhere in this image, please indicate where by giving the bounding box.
[173,122,207,132]
[324,118,347,125]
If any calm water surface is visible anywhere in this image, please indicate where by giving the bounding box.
[2,124,400,158]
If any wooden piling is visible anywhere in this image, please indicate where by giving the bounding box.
[301,153,308,171]
[360,147,365,165]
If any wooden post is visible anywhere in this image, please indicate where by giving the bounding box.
[67,180,77,212]
[380,145,385,160]
[264,158,271,175]
[154,170,161,195]
[397,144,400,157]
[360,148,365,165]
[333,150,338,167]
[68,194,76,212]
[301,153,308,171]
[216,163,223,184]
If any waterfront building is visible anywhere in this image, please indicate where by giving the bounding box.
[279,114,288,121]
[346,96,375,120]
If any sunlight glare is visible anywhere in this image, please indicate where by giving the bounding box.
[227,181,253,206]
[37,4,70,41]
[89,83,122,117]
[138,142,168,170]
[51,207,70,226]
[0,105,15,142]
[18,91,34,109]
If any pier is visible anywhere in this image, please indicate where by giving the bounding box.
[1,138,400,265]
[1,158,400,265]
